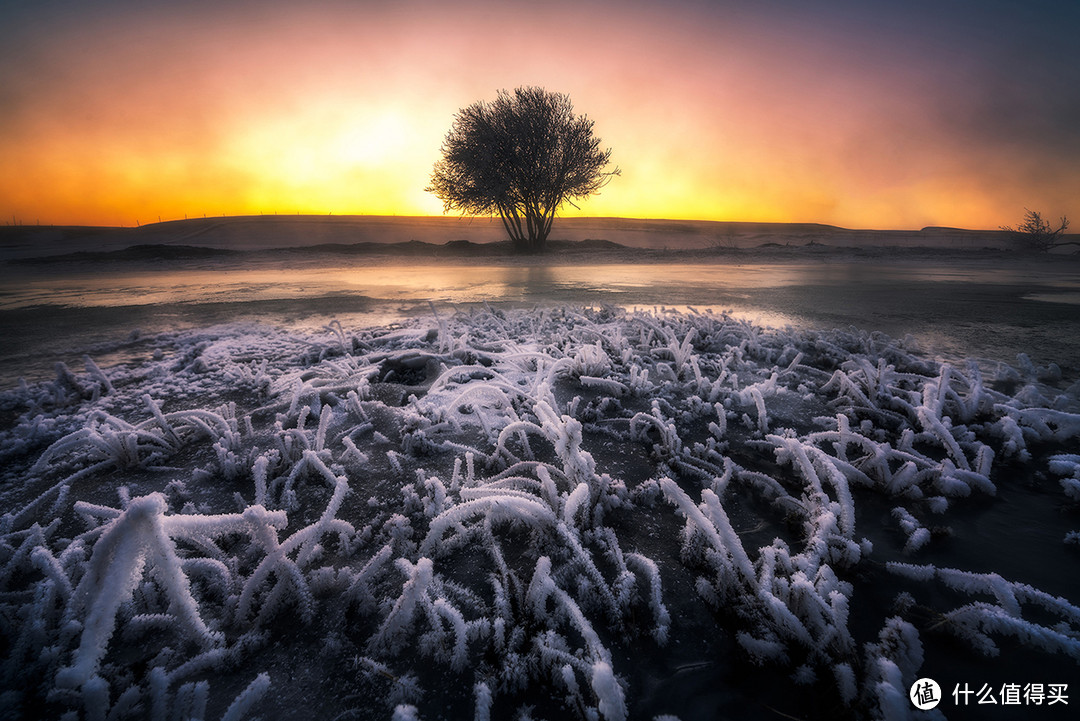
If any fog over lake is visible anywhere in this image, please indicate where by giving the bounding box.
[2,255,1078,387]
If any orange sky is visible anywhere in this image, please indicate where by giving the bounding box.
[2,0,1078,229]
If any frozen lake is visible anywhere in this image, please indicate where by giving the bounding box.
[2,260,1079,386]
[2,250,1080,720]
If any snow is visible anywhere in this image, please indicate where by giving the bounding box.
[0,303,1078,719]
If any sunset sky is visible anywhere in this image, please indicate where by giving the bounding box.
[2,0,1078,229]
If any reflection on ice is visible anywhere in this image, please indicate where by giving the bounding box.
[1024,292,1080,305]
[3,260,1079,386]
[7,262,1079,312]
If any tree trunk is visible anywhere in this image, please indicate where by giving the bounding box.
[498,207,530,253]
[500,204,554,254]
[530,224,549,253]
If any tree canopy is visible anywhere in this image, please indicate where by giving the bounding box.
[427,87,618,254]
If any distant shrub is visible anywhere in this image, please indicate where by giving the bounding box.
[1000,208,1073,252]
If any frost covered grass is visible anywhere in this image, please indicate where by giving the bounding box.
[0,305,1078,720]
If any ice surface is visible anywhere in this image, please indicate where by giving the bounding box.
[0,304,1077,719]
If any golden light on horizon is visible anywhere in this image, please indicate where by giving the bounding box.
[1,1,1077,230]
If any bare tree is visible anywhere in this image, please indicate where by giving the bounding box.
[1000,209,1073,252]
[427,87,619,254]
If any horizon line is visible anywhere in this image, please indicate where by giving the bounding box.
[1,212,1011,234]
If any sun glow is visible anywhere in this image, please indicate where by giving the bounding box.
[338,112,412,166]
[1,1,1076,229]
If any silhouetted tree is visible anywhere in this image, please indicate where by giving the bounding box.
[1001,209,1073,252]
[428,87,618,254]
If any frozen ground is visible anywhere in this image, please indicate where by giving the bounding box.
[1,301,1079,720]
[1,222,1078,719]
